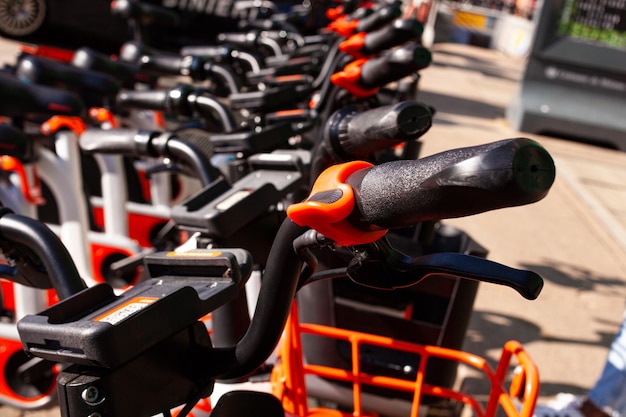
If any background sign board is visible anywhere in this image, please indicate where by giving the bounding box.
[507,0,626,151]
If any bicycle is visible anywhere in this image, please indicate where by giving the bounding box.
[2,136,555,417]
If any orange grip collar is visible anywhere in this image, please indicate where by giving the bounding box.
[339,32,367,58]
[328,17,359,37]
[89,107,118,128]
[326,5,344,20]
[287,161,387,246]
[330,59,379,99]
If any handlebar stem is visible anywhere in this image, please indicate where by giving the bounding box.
[203,219,307,379]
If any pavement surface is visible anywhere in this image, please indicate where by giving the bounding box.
[418,43,626,399]
[0,38,625,416]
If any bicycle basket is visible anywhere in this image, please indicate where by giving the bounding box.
[271,303,538,417]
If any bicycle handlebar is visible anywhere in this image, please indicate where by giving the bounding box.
[11,137,554,411]
[79,128,154,155]
[339,20,418,58]
[329,100,432,156]
[358,44,431,89]
[0,210,84,299]
[79,128,218,186]
[118,41,169,64]
[350,138,555,227]
[179,45,264,75]
[116,84,236,131]
[71,47,155,88]
[289,138,555,246]
[116,88,169,111]
[329,4,400,36]
[310,101,432,180]
[208,136,555,374]
[179,45,233,59]
[354,4,402,34]
[330,44,431,97]
[138,54,195,76]
[111,0,181,27]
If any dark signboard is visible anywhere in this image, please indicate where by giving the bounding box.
[507,0,626,150]
[558,0,626,48]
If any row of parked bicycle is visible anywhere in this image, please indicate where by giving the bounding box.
[0,1,555,416]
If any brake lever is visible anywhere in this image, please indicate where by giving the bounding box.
[346,238,543,300]
[143,161,190,179]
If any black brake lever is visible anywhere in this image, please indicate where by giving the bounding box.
[144,161,190,180]
[346,238,543,300]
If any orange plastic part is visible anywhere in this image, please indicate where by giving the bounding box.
[153,111,167,129]
[287,161,387,246]
[0,281,14,312]
[20,44,75,62]
[339,32,367,58]
[0,156,45,205]
[89,107,119,128]
[90,242,139,289]
[330,59,380,99]
[326,6,344,20]
[273,108,307,117]
[328,17,359,37]
[272,302,540,417]
[0,338,57,406]
[275,74,308,83]
[40,116,86,136]
[91,206,170,248]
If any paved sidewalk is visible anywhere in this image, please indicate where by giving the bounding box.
[418,43,626,400]
[0,39,626,415]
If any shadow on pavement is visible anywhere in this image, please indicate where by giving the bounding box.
[522,260,626,294]
[418,90,506,120]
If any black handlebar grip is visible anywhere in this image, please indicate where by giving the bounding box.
[362,19,423,55]
[79,128,152,156]
[152,134,217,186]
[140,54,214,83]
[310,101,433,182]
[72,47,152,88]
[217,32,258,48]
[116,89,168,111]
[80,128,217,185]
[180,45,232,60]
[139,54,185,76]
[346,138,556,229]
[111,0,181,27]
[356,4,402,33]
[332,101,432,157]
[358,44,431,89]
[348,4,373,21]
[118,41,164,64]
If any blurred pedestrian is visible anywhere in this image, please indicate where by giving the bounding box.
[534,310,626,417]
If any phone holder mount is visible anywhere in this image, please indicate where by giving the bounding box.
[17,248,252,417]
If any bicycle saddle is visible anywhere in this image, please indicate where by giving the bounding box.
[0,123,33,161]
[0,72,84,118]
[15,54,122,100]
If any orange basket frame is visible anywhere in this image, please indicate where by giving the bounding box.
[271,303,539,417]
